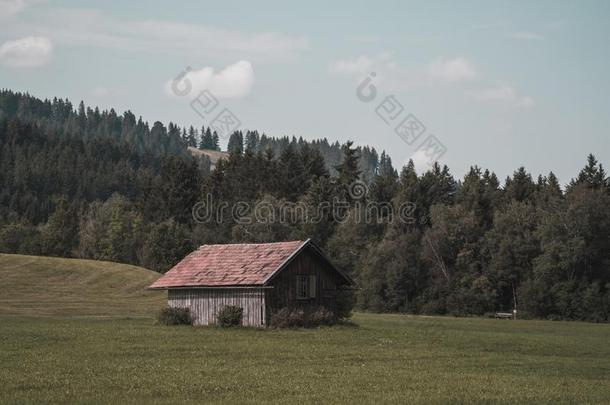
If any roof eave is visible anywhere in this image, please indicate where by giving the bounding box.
[262,239,355,286]
[148,284,272,290]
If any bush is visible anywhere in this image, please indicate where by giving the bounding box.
[156,306,193,325]
[308,306,337,326]
[217,305,243,327]
[270,306,337,328]
[336,289,355,320]
[270,307,294,328]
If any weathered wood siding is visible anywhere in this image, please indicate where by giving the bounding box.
[266,247,340,320]
[168,288,266,327]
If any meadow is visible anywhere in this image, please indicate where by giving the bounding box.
[1,254,609,404]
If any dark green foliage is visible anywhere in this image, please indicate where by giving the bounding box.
[199,127,219,150]
[142,220,193,273]
[356,154,610,321]
[244,130,260,153]
[216,305,244,327]
[569,153,608,190]
[77,194,143,264]
[370,151,398,204]
[186,126,198,148]
[156,306,193,325]
[159,156,201,223]
[227,131,244,155]
[336,289,356,319]
[504,167,536,203]
[0,223,43,255]
[41,197,79,257]
[334,140,361,203]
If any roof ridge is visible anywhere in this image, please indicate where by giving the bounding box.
[198,240,305,248]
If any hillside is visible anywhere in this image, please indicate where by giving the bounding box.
[0,254,165,318]
[188,146,229,170]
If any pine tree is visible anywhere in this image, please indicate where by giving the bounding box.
[278,143,307,201]
[392,160,424,228]
[334,141,361,186]
[535,171,563,207]
[334,141,361,204]
[200,128,214,150]
[245,130,260,153]
[300,142,328,181]
[504,167,535,203]
[77,101,87,130]
[227,131,244,155]
[457,166,499,228]
[569,154,607,190]
[187,126,198,148]
[370,151,398,203]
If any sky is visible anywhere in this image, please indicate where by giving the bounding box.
[1,0,609,185]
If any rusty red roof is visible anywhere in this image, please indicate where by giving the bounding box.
[149,240,309,289]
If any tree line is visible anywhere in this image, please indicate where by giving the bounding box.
[1,90,609,321]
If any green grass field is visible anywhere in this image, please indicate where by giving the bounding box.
[0,253,164,317]
[1,254,609,404]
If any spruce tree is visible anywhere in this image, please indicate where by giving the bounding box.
[187,126,198,148]
[200,128,214,150]
[334,140,362,204]
[212,132,220,151]
[570,154,607,190]
[227,131,244,155]
[370,151,398,203]
[278,143,307,201]
[245,130,260,153]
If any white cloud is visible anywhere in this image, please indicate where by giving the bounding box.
[511,31,544,41]
[427,57,476,83]
[91,87,110,97]
[22,9,308,61]
[469,84,535,108]
[328,52,415,92]
[328,53,396,76]
[329,55,376,75]
[407,150,443,174]
[165,60,254,99]
[329,54,476,91]
[0,36,53,67]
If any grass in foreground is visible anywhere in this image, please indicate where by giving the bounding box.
[1,314,609,404]
[0,253,164,317]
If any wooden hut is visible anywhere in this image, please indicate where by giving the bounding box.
[149,239,353,327]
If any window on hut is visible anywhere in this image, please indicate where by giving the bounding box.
[296,275,316,299]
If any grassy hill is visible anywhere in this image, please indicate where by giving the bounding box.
[188,146,229,169]
[0,254,165,318]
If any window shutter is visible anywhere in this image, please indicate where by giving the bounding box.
[296,276,304,299]
[309,275,316,298]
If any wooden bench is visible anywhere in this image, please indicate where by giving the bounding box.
[494,312,513,320]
